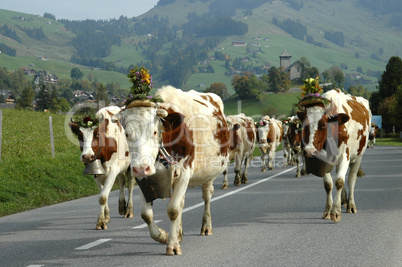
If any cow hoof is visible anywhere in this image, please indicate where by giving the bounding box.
[322,213,331,220]
[295,174,300,178]
[330,213,341,223]
[166,245,182,255]
[200,227,213,236]
[347,206,357,214]
[241,178,248,184]
[96,223,108,230]
[261,168,266,172]
[124,212,134,218]
[221,184,228,189]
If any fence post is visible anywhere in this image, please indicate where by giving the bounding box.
[49,116,55,157]
[0,110,2,162]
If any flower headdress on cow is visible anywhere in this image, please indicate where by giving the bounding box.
[125,66,163,106]
[71,114,99,128]
[298,77,329,110]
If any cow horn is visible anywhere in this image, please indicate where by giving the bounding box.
[157,108,168,118]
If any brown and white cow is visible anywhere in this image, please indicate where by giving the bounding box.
[221,113,256,189]
[287,118,306,178]
[69,106,134,230]
[368,124,378,149]
[115,86,231,255]
[256,116,283,171]
[297,89,371,223]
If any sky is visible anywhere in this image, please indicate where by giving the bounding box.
[1,0,159,20]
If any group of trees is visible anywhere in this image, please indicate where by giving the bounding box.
[0,66,124,113]
[370,56,402,133]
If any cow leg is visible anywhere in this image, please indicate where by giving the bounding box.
[260,154,267,172]
[118,173,127,216]
[322,173,333,220]
[96,168,119,230]
[300,155,306,176]
[282,145,289,167]
[166,171,190,256]
[331,158,350,223]
[200,181,214,236]
[241,155,251,184]
[268,149,275,170]
[346,157,362,214]
[295,153,301,178]
[124,173,135,218]
[140,192,168,244]
[234,153,242,186]
[221,167,229,189]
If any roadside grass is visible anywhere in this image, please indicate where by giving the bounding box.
[374,138,402,147]
[0,109,99,217]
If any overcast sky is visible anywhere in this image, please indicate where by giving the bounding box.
[1,0,159,20]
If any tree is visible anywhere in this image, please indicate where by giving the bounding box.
[35,84,52,111]
[95,83,109,105]
[204,82,230,99]
[16,86,35,110]
[371,56,402,115]
[70,67,83,80]
[266,66,291,93]
[231,72,262,100]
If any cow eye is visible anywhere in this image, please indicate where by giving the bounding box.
[154,131,157,135]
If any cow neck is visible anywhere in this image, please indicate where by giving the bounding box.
[158,135,177,165]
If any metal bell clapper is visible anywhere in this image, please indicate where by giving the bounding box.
[83,159,106,175]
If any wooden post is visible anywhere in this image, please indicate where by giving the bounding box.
[49,116,55,157]
[0,110,2,162]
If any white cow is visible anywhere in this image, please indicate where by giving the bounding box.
[256,116,283,171]
[115,86,231,255]
[69,106,134,230]
[221,113,256,189]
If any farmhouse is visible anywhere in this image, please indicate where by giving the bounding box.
[0,89,16,104]
[232,41,247,47]
[279,48,302,80]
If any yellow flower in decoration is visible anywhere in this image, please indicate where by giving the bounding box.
[140,69,151,85]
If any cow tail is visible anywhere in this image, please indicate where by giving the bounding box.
[357,167,365,177]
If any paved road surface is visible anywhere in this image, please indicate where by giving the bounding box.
[0,146,401,266]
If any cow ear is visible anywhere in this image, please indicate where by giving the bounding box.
[232,123,241,131]
[329,113,349,125]
[162,112,184,131]
[297,111,306,122]
[68,123,80,136]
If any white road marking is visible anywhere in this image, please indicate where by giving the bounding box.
[133,220,162,229]
[133,167,297,227]
[75,238,112,250]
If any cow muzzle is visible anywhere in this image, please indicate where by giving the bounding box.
[81,154,96,163]
[304,148,319,158]
[132,165,154,177]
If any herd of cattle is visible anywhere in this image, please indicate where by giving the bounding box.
[68,86,374,255]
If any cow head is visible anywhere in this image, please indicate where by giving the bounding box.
[255,117,271,144]
[297,103,349,158]
[115,105,169,177]
[287,119,303,148]
[69,113,105,163]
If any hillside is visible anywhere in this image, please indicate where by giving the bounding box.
[0,0,401,96]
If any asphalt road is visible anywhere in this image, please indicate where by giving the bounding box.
[1,146,401,267]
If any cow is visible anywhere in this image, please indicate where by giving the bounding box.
[281,118,293,167]
[297,89,371,223]
[287,118,306,178]
[368,124,379,149]
[255,116,283,172]
[114,86,231,255]
[221,113,256,189]
[69,106,134,230]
